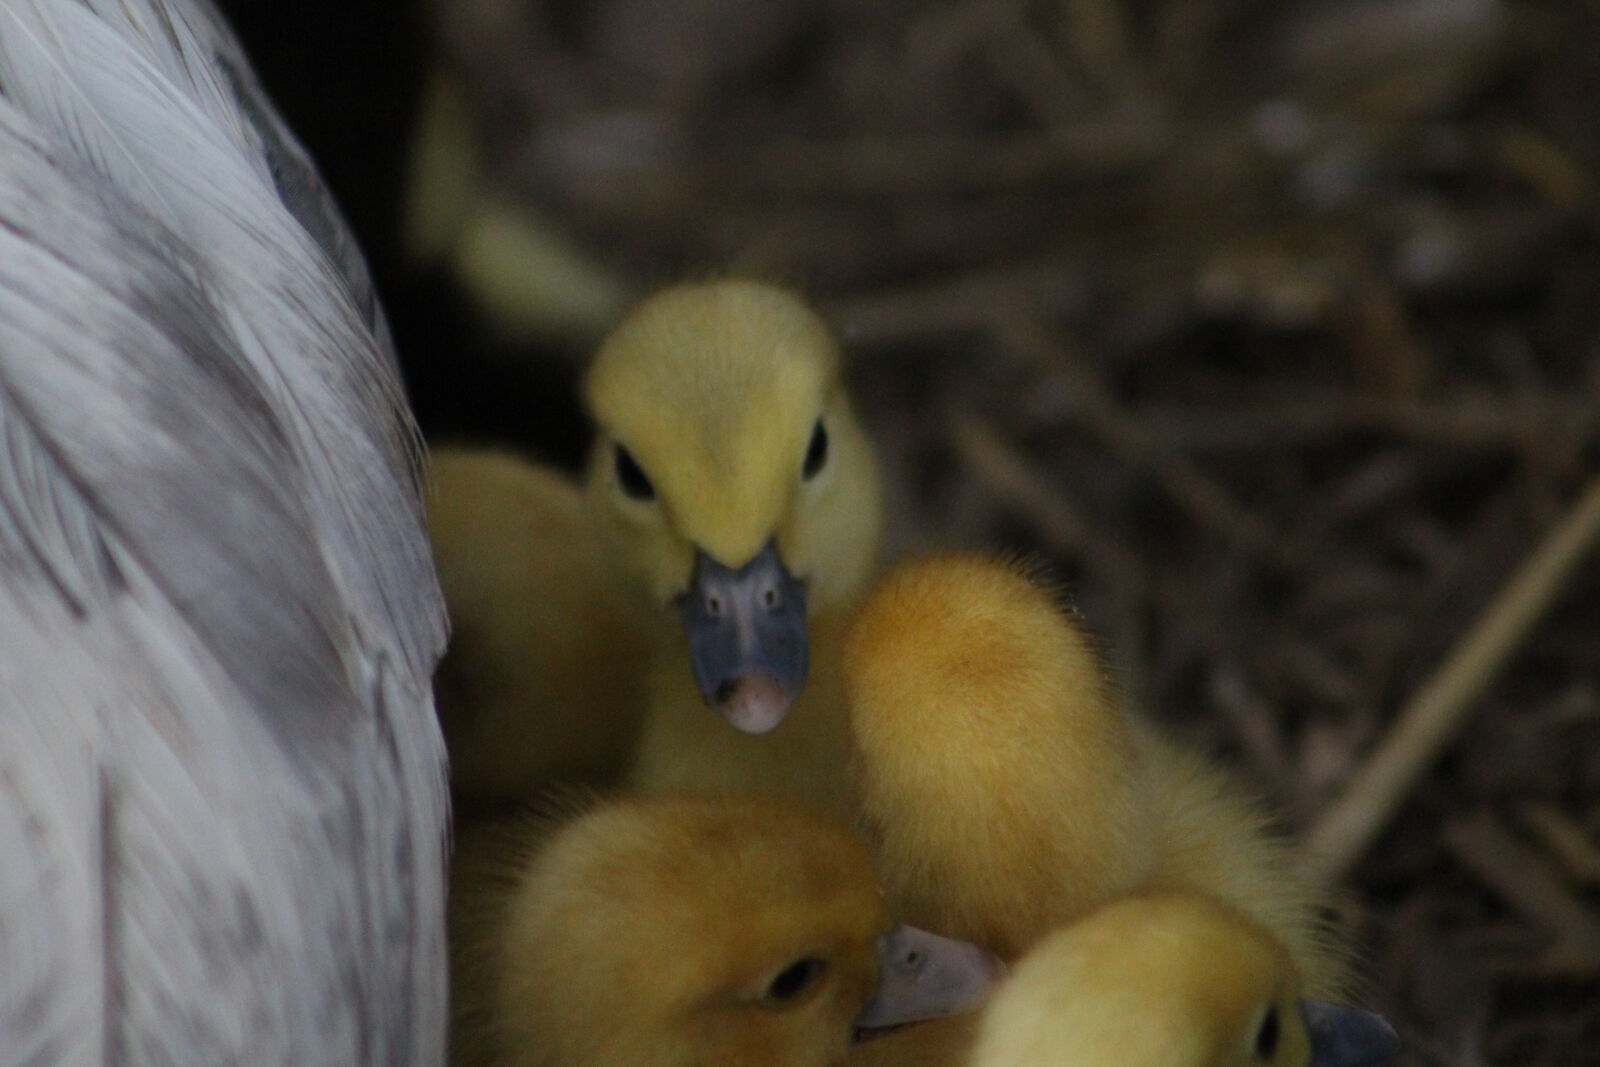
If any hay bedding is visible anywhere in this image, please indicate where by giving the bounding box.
[235,0,1600,1061]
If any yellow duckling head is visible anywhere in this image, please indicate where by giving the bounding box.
[583,280,881,734]
[490,795,1000,1067]
[969,891,1399,1067]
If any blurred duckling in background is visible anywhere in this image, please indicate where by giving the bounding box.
[969,891,1399,1067]
[843,553,1347,995]
[431,279,881,804]
[403,74,631,346]
[449,794,1001,1067]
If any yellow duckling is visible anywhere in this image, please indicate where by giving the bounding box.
[430,279,881,804]
[586,279,880,729]
[843,552,1154,960]
[449,794,1001,1067]
[606,284,880,815]
[427,447,652,799]
[403,74,630,345]
[968,891,1399,1067]
[842,553,1346,995]
[847,891,1391,1067]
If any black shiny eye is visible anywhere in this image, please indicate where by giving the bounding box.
[802,419,828,480]
[764,957,826,1004]
[613,444,655,501]
[1255,1004,1280,1059]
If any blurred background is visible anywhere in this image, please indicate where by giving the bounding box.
[217,0,1599,1062]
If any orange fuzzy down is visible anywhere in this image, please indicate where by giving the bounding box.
[450,795,888,1067]
[842,552,1348,1001]
[844,553,1156,960]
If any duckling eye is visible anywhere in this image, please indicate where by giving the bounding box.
[763,957,826,1005]
[1254,1004,1280,1060]
[801,419,828,481]
[613,444,655,501]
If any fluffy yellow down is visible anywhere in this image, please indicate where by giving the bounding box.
[841,553,1347,993]
[428,279,882,805]
[449,794,888,1067]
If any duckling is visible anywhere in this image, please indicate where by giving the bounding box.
[427,447,652,799]
[968,891,1399,1067]
[842,553,1346,994]
[449,794,1001,1067]
[847,893,1389,1067]
[586,279,881,734]
[842,552,1156,960]
[432,279,882,804]
[402,75,630,346]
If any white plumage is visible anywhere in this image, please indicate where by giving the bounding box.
[0,1,449,1062]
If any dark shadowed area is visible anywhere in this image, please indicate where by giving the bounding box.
[220,1,1600,1062]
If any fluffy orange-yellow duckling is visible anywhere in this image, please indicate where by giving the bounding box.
[842,552,1155,961]
[847,890,1390,1067]
[594,281,881,817]
[842,553,1345,996]
[428,280,881,803]
[449,794,1001,1067]
[968,891,1398,1067]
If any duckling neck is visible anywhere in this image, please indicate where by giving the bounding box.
[628,617,860,825]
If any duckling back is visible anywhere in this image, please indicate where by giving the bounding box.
[1135,726,1350,999]
[842,553,1157,958]
[841,552,1349,993]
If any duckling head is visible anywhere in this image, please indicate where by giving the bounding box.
[969,891,1400,1067]
[493,795,999,1067]
[583,280,881,734]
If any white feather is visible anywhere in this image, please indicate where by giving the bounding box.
[0,1,449,1062]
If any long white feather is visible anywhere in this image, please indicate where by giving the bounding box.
[0,1,449,1062]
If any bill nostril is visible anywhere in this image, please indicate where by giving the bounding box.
[715,678,740,705]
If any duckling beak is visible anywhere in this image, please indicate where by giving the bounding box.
[680,540,808,734]
[1301,999,1401,1067]
[853,923,1005,1036]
